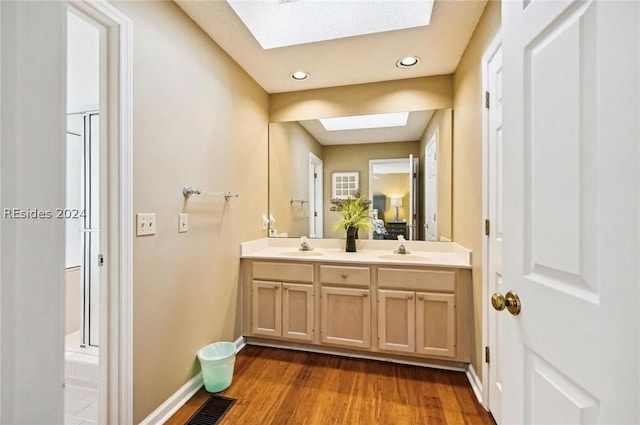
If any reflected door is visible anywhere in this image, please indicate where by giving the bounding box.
[425,136,437,241]
[502,0,639,422]
[308,153,323,238]
[408,154,419,240]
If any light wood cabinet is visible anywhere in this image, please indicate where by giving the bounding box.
[377,289,456,358]
[377,289,415,353]
[252,281,282,338]
[416,292,456,357]
[319,265,370,287]
[282,283,314,341]
[249,262,314,342]
[320,286,371,349]
[242,259,471,364]
[377,268,460,359]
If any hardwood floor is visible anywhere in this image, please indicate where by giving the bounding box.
[166,345,495,425]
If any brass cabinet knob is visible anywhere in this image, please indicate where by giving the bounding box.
[491,291,521,316]
[283,286,288,290]
[341,273,347,278]
[275,284,279,289]
[418,295,424,301]
[363,292,368,298]
[408,295,413,300]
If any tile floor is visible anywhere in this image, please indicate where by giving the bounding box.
[65,384,97,425]
[65,332,98,425]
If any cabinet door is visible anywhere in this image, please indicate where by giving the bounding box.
[378,290,415,353]
[416,292,455,357]
[252,281,281,338]
[282,283,313,342]
[320,287,371,349]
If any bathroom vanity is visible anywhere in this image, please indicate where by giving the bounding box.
[241,238,472,368]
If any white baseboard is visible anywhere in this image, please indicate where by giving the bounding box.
[139,372,203,425]
[465,364,484,406]
[139,336,247,425]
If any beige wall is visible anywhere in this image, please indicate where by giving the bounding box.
[452,0,501,380]
[269,122,323,237]
[372,173,411,223]
[323,142,419,238]
[270,75,453,122]
[111,2,269,422]
[419,109,453,241]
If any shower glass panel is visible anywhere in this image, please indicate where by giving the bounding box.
[66,111,100,352]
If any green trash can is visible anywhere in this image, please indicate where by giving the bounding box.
[197,342,236,393]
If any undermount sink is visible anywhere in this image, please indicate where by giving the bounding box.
[281,251,323,257]
[378,254,430,262]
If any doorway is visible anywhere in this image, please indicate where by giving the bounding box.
[368,157,418,240]
[65,10,102,425]
[65,2,134,423]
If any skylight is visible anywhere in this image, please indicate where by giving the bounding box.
[226,0,434,50]
[319,112,410,132]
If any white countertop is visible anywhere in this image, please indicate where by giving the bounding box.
[240,238,471,269]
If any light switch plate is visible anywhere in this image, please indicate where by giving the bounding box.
[136,213,156,236]
[179,213,188,233]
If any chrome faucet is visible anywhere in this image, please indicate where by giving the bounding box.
[393,235,411,254]
[299,236,314,251]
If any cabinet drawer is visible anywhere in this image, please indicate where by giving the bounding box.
[378,268,456,292]
[320,265,370,287]
[253,261,314,283]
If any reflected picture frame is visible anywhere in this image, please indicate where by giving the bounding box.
[332,172,359,199]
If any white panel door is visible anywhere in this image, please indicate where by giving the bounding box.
[486,42,504,423]
[408,154,417,240]
[308,153,323,238]
[502,1,639,423]
[425,135,437,241]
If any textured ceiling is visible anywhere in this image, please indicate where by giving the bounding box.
[175,0,488,93]
[225,0,433,49]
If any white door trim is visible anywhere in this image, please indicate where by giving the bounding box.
[68,1,133,423]
[481,29,502,413]
[308,152,323,238]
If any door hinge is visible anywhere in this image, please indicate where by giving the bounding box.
[98,254,104,267]
[485,91,490,109]
[314,173,318,179]
[485,219,490,236]
[485,346,490,363]
[314,211,318,217]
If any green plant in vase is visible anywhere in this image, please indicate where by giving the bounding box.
[330,189,373,252]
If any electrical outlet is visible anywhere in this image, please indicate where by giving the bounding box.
[269,228,277,236]
[179,213,188,233]
[136,213,156,236]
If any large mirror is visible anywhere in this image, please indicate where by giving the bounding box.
[268,108,452,241]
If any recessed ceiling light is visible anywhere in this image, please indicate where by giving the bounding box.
[319,112,409,131]
[291,71,309,81]
[396,56,420,68]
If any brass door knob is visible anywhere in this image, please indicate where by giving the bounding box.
[491,291,521,316]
